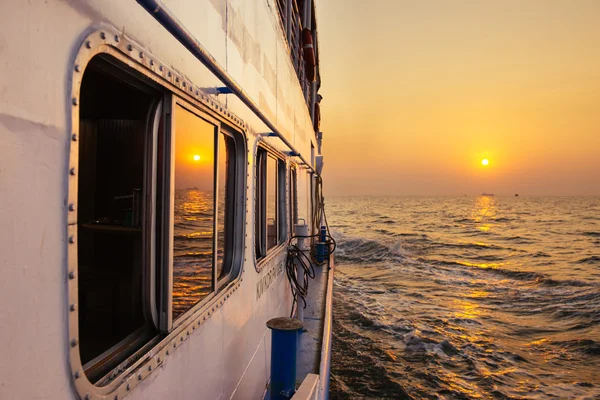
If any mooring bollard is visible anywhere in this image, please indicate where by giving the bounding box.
[266,317,304,400]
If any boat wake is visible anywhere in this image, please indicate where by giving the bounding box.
[329,196,600,399]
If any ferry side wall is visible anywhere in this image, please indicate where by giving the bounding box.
[0,0,316,399]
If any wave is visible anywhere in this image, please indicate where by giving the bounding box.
[437,241,514,251]
[500,235,535,244]
[531,251,551,258]
[336,237,408,264]
[431,259,593,287]
[577,255,600,264]
[454,218,472,223]
[492,217,515,222]
[536,339,600,357]
[582,231,600,237]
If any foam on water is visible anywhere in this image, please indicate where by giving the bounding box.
[329,196,600,399]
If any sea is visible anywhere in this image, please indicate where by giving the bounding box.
[327,196,600,400]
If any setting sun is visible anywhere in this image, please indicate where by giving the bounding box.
[481,159,489,166]
[193,154,201,161]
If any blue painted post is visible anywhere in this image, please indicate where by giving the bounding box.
[267,317,304,400]
[319,225,329,260]
[315,242,325,263]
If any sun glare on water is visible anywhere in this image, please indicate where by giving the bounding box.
[481,158,489,166]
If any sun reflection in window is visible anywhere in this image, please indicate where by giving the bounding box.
[172,105,216,320]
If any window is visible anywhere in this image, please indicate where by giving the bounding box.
[290,167,298,235]
[255,148,286,259]
[77,56,160,382]
[76,54,244,384]
[170,105,217,320]
[169,104,239,322]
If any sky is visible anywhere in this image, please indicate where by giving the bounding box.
[316,0,600,196]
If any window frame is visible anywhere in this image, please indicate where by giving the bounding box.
[75,54,165,383]
[255,145,287,262]
[289,165,298,236]
[164,96,245,330]
[67,31,248,398]
[162,97,222,331]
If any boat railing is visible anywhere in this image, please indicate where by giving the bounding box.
[275,0,315,111]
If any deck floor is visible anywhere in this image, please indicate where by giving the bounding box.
[296,261,330,386]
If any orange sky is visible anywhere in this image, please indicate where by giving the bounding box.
[316,0,600,196]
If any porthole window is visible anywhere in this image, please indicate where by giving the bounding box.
[75,53,245,384]
[255,148,286,259]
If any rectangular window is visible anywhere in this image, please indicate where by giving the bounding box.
[255,148,285,259]
[168,103,240,325]
[75,54,244,384]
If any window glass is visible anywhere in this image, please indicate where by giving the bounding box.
[216,133,230,279]
[172,105,215,320]
[290,168,298,235]
[297,171,308,226]
[266,155,278,251]
[255,151,266,258]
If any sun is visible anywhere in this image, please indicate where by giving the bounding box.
[481,158,489,166]
[193,154,201,161]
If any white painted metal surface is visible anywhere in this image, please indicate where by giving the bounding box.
[0,0,323,399]
[291,374,319,400]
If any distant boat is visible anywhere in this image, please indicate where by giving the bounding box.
[187,186,199,190]
[481,193,495,197]
[515,193,519,197]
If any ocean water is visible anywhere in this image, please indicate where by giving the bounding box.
[172,189,225,319]
[328,196,600,400]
